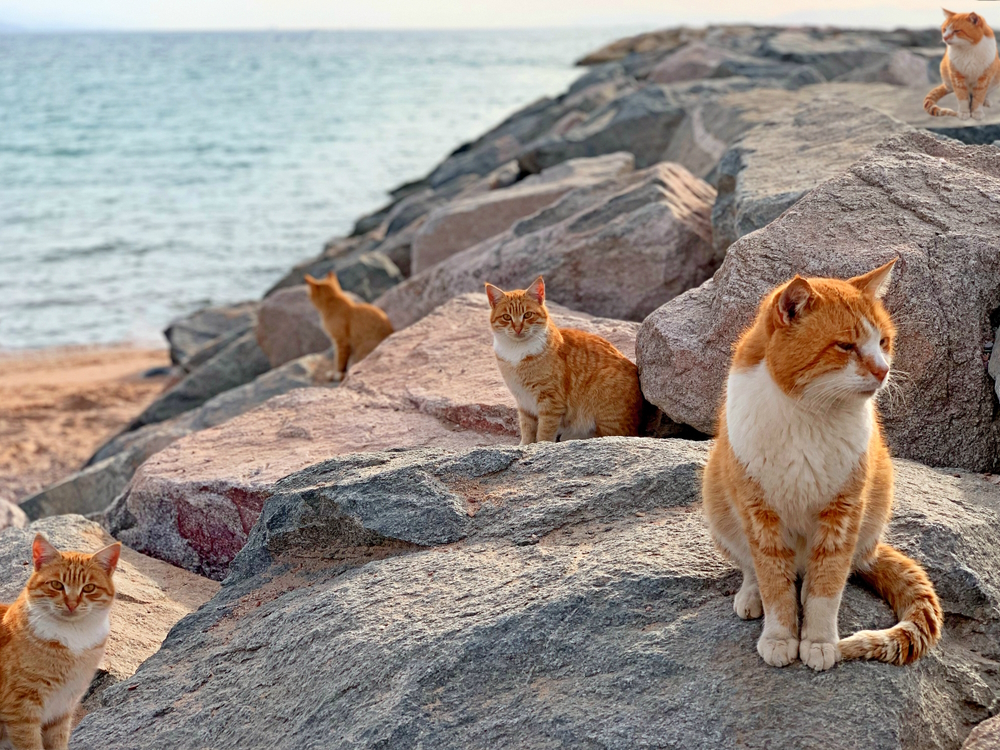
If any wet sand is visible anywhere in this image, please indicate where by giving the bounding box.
[0,346,171,504]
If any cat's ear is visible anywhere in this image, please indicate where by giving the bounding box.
[32,534,60,571]
[942,7,956,19]
[484,283,505,309]
[526,276,545,305]
[326,271,342,291]
[304,274,319,286]
[775,276,814,326]
[90,543,121,576]
[849,258,896,299]
[970,12,980,25]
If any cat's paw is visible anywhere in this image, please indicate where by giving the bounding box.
[972,108,985,120]
[959,110,971,120]
[734,585,763,620]
[984,97,993,107]
[799,639,839,671]
[757,635,799,667]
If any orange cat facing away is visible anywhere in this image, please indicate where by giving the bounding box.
[925,9,1000,119]
[703,260,943,671]
[485,276,642,443]
[0,535,120,750]
[305,271,394,381]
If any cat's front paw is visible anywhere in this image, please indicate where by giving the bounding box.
[984,96,993,107]
[972,108,985,120]
[757,634,799,667]
[959,110,971,120]
[734,584,763,620]
[799,639,839,671]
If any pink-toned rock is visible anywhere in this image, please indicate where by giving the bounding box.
[0,499,27,530]
[648,42,726,84]
[105,294,641,579]
[256,285,330,368]
[379,162,717,331]
[411,153,634,275]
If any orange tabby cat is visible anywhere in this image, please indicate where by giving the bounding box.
[702,260,942,671]
[485,276,642,443]
[305,271,394,381]
[0,535,120,750]
[925,9,1000,119]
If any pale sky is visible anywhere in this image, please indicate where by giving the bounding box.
[0,0,965,32]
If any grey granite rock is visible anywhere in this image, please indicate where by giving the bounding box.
[163,302,258,369]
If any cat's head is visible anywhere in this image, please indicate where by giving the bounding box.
[484,277,549,343]
[304,272,343,304]
[27,535,120,620]
[758,259,897,403]
[942,9,992,46]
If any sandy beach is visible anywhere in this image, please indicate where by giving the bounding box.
[0,346,171,504]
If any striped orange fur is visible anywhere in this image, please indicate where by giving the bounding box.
[702,260,943,671]
[0,535,120,749]
[925,9,1000,119]
[485,276,642,443]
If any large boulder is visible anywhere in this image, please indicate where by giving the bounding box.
[130,332,271,429]
[74,438,1000,749]
[0,515,217,716]
[411,153,635,275]
[256,285,331,369]
[24,354,336,521]
[377,163,717,331]
[163,302,258,369]
[759,29,896,81]
[266,250,403,301]
[102,295,643,579]
[963,716,1000,750]
[0,499,27,530]
[711,98,913,253]
[638,132,1000,472]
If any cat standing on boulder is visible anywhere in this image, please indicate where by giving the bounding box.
[305,271,394,381]
[485,276,642,443]
[925,9,1000,119]
[0,535,121,750]
[702,260,943,671]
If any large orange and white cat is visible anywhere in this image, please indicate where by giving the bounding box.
[925,9,1000,119]
[305,271,394,381]
[702,260,943,671]
[0,535,120,749]
[485,276,642,443]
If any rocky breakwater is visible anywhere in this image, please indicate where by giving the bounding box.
[103,295,645,580]
[75,438,1000,749]
[638,131,1000,473]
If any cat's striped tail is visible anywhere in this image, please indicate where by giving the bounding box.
[924,84,958,117]
[839,543,943,665]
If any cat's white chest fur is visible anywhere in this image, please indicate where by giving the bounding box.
[726,361,872,519]
[494,331,547,415]
[28,604,110,654]
[948,36,998,78]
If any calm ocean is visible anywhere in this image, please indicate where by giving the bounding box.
[0,28,625,349]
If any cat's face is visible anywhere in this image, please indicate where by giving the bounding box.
[764,260,897,403]
[485,277,549,343]
[305,272,342,305]
[942,10,989,46]
[27,535,120,621]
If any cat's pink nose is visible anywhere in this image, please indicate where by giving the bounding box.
[65,598,78,612]
[870,363,889,383]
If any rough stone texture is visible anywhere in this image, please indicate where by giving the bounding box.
[103,295,646,579]
[163,302,258,369]
[0,498,27,530]
[0,515,218,715]
[377,163,717,331]
[256,285,332,368]
[991,340,1000,403]
[76,439,1000,749]
[840,48,935,87]
[711,98,912,252]
[963,716,1000,750]
[760,29,896,81]
[411,153,634,275]
[638,132,1000,472]
[27,354,338,522]
[130,331,271,430]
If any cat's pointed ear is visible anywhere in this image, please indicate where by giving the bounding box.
[484,283,505,309]
[526,276,545,305]
[32,534,60,571]
[942,7,956,19]
[90,542,121,576]
[849,258,897,299]
[775,276,814,326]
[326,271,342,291]
[970,12,980,25]
[304,274,319,286]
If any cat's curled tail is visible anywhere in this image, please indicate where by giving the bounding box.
[924,84,958,116]
[840,543,943,665]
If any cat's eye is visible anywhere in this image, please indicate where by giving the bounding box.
[501,314,511,321]
[880,337,889,349]
[49,581,63,591]
[83,584,96,593]
[835,342,855,352]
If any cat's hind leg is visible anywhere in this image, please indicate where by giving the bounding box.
[41,716,71,750]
